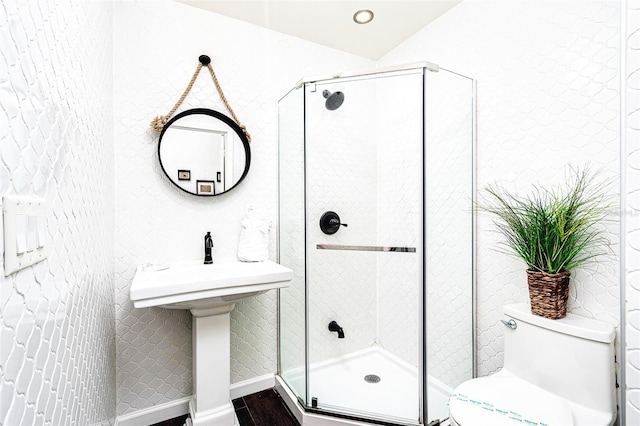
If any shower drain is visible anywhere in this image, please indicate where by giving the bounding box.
[364,374,381,384]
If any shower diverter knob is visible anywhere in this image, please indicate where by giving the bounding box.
[320,211,348,235]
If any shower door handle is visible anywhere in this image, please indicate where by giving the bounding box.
[316,244,416,253]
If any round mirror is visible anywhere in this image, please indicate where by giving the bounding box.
[158,108,251,196]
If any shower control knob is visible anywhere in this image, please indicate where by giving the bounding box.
[320,211,347,235]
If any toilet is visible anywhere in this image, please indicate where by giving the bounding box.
[449,303,617,426]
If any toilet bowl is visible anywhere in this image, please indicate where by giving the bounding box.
[449,303,617,426]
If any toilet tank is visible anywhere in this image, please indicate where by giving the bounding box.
[502,303,616,415]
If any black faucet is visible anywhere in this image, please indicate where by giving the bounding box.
[328,321,344,338]
[204,232,213,264]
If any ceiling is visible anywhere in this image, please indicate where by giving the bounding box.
[176,1,462,60]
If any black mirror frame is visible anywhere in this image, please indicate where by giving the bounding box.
[158,108,251,197]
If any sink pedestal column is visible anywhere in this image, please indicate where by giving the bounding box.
[189,304,239,426]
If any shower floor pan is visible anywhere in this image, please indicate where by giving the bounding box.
[279,346,451,425]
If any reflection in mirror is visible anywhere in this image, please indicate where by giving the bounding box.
[158,108,250,196]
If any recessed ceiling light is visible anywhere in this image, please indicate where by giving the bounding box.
[353,9,374,24]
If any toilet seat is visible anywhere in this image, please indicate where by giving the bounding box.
[449,375,574,426]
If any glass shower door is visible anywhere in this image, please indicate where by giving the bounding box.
[423,68,475,423]
[278,63,475,425]
[304,70,424,424]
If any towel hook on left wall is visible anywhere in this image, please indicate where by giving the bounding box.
[149,54,252,143]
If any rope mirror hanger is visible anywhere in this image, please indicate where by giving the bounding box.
[149,54,252,143]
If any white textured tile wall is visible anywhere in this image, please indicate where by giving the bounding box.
[0,1,115,425]
[112,0,372,416]
[381,0,621,377]
[305,79,378,364]
[624,0,640,423]
[373,69,474,389]
[375,71,423,368]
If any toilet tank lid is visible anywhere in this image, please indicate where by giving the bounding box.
[504,303,615,343]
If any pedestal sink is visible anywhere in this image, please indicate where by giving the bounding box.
[130,258,293,425]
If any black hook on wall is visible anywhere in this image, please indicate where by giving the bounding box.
[199,55,211,65]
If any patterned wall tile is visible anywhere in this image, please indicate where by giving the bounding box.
[375,72,423,370]
[1,1,115,425]
[381,0,621,379]
[112,0,372,416]
[305,79,378,364]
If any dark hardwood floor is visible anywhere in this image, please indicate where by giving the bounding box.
[150,388,300,426]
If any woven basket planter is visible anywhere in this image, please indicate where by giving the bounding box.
[526,270,571,319]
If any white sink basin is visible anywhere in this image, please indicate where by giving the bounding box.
[130,257,294,425]
[130,258,294,311]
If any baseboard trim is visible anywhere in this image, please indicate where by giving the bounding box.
[115,396,191,426]
[114,374,275,426]
[230,372,276,399]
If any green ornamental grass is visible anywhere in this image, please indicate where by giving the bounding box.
[480,166,613,274]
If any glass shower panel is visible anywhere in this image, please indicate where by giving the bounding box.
[278,87,306,402]
[424,69,475,424]
[304,71,424,424]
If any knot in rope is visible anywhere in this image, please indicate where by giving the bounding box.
[239,125,252,143]
[150,116,168,132]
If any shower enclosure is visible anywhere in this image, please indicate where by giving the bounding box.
[277,63,475,425]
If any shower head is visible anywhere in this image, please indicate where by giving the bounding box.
[322,90,344,110]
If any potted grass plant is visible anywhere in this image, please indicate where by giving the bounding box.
[479,166,613,319]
